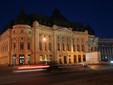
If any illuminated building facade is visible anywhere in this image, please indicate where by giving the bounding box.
[0,9,95,66]
[98,38,113,61]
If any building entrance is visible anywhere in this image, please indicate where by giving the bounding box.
[19,55,25,65]
[64,56,67,64]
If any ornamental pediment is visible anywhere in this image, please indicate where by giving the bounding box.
[57,28,72,34]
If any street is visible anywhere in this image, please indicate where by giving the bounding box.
[0,64,113,85]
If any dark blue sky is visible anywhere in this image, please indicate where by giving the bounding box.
[0,0,113,38]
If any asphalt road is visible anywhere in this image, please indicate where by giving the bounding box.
[0,65,113,85]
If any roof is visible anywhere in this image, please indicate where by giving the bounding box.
[1,9,95,35]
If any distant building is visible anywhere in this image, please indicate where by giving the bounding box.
[98,38,113,61]
[0,9,95,66]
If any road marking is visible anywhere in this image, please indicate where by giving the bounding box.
[0,81,16,85]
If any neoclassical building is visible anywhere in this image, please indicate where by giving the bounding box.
[0,9,95,65]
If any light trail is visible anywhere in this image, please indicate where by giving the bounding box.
[17,65,50,69]
[13,69,46,73]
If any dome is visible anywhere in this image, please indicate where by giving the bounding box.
[13,9,31,25]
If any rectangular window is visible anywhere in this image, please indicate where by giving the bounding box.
[20,42,24,50]
[57,43,60,51]
[39,42,42,50]
[28,42,30,50]
[73,44,75,51]
[49,43,52,51]
[63,43,65,51]
[74,55,76,63]
[78,55,81,62]
[13,43,16,50]
[82,45,85,52]
[83,55,86,62]
[77,44,80,52]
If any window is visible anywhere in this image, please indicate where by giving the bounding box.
[28,42,30,50]
[39,34,41,36]
[13,43,16,50]
[69,58,71,63]
[20,42,24,50]
[45,43,47,51]
[82,45,85,52]
[69,55,71,57]
[62,43,65,51]
[21,37,23,40]
[59,55,61,57]
[81,38,84,43]
[74,55,76,63]
[39,42,42,50]
[73,44,76,51]
[78,55,81,62]
[57,43,60,51]
[67,44,69,51]
[59,58,62,64]
[83,55,86,62]
[49,43,52,51]
[73,38,75,43]
[57,36,59,39]
[49,35,51,38]
[29,31,31,34]
[40,55,43,61]
[77,44,80,51]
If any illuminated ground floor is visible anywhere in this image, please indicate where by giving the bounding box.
[0,52,86,66]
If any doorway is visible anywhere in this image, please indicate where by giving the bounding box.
[64,56,67,64]
[19,55,25,65]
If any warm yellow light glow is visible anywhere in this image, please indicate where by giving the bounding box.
[43,37,46,41]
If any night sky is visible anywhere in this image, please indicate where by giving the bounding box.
[0,0,113,38]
